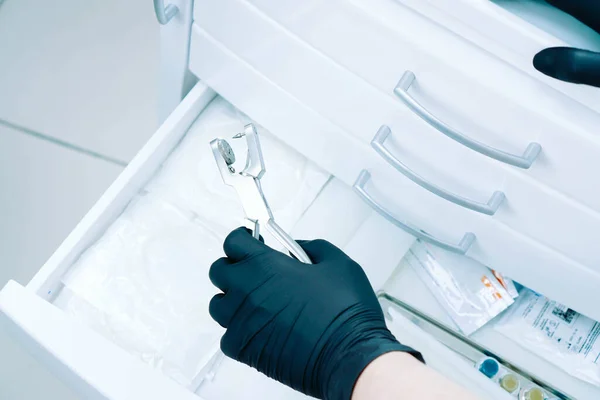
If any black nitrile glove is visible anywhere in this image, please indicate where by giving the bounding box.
[209,227,423,400]
[533,0,600,87]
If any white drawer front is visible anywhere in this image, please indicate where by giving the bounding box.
[0,281,201,400]
[211,0,600,215]
[189,24,600,322]
[394,0,600,114]
[192,0,600,273]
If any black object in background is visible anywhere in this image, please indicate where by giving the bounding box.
[533,0,600,88]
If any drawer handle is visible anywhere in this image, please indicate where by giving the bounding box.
[372,125,505,215]
[353,170,476,254]
[394,71,542,169]
[154,0,179,25]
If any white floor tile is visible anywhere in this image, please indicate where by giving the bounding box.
[0,124,122,287]
[0,0,160,163]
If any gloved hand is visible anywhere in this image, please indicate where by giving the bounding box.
[533,0,600,87]
[209,227,423,400]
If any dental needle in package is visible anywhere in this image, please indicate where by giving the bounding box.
[404,241,514,336]
[495,289,600,387]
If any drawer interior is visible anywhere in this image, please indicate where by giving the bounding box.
[36,91,416,398]
[29,87,599,399]
[48,95,331,390]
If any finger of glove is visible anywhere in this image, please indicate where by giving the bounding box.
[209,293,228,327]
[534,47,600,87]
[209,257,234,291]
[209,291,244,328]
[297,239,347,264]
[224,227,269,262]
[219,295,283,361]
[545,0,600,34]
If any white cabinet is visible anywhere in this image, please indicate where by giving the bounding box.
[193,0,600,270]
[226,0,600,212]
[2,1,600,399]
[188,10,600,324]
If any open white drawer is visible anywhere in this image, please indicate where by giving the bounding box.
[0,83,508,400]
[0,83,361,399]
[1,75,599,399]
[395,0,600,114]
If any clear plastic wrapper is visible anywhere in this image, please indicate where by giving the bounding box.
[60,195,226,387]
[57,97,330,388]
[492,270,519,299]
[404,241,514,336]
[494,289,600,387]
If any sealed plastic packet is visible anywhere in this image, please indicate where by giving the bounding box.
[404,241,514,336]
[494,289,600,387]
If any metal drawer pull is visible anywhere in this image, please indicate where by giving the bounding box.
[394,71,542,169]
[353,170,476,254]
[154,0,179,25]
[371,125,505,215]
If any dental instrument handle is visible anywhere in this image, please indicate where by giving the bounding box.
[247,219,261,240]
[265,219,312,264]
